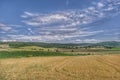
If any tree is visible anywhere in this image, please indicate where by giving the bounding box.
[71,50,74,52]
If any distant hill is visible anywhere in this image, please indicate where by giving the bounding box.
[0,41,120,48]
[95,41,120,47]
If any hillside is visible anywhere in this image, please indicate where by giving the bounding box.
[0,41,120,48]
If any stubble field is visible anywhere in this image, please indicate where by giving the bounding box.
[0,54,120,80]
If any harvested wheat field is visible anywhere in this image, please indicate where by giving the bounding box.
[0,55,120,80]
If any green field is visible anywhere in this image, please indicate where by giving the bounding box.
[0,43,120,59]
[0,51,77,59]
[0,50,120,59]
[111,48,120,50]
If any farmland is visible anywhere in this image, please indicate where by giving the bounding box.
[0,42,120,80]
[0,55,120,80]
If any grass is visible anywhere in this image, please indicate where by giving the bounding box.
[0,51,77,59]
[0,49,120,59]
[0,45,120,59]
[111,48,120,51]
[0,55,119,80]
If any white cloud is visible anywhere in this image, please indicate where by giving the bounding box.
[97,2,104,8]
[2,0,119,43]
[19,0,120,42]
[21,12,39,18]
[75,39,99,43]
[0,23,12,31]
[6,30,103,43]
[22,0,120,28]
[22,10,94,27]
[27,28,34,34]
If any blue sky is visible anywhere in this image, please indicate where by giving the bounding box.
[0,0,120,43]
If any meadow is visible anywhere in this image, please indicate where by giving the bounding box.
[0,51,77,59]
[0,46,120,59]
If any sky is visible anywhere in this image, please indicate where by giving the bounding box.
[0,0,120,43]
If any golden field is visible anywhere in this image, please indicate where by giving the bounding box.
[0,55,120,80]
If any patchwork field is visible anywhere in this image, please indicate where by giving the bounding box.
[0,54,120,80]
